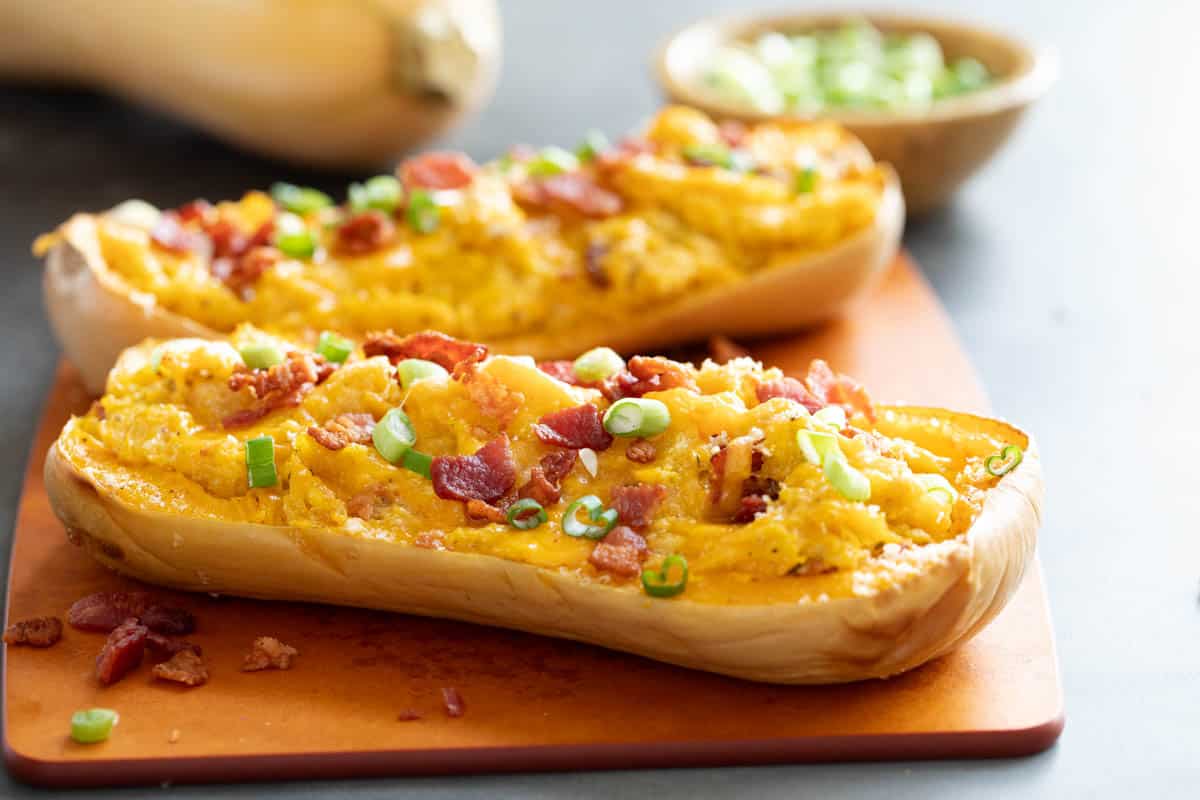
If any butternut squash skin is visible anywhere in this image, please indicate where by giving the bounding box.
[0,0,501,168]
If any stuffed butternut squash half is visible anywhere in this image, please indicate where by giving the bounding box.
[46,328,1041,684]
[37,106,903,395]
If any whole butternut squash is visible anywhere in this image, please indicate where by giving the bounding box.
[0,0,501,168]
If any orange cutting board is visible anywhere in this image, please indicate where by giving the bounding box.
[3,255,1063,787]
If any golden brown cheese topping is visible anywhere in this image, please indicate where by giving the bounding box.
[38,107,887,350]
[57,328,1023,605]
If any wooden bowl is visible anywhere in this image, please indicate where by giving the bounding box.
[656,11,1056,215]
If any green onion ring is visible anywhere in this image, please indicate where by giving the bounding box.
[823,451,871,501]
[315,331,353,364]
[603,398,671,438]
[70,708,119,744]
[238,342,284,370]
[641,555,689,598]
[373,408,417,464]
[506,498,548,530]
[562,495,618,540]
[401,448,433,479]
[985,445,1024,477]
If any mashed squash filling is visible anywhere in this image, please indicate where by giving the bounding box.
[65,107,887,348]
[57,331,1019,606]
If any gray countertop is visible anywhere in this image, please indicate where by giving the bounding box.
[1,0,1196,796]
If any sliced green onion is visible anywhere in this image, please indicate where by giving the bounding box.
[406,189,440,234]
[573,347,625,383]
[401,448,433,479]
[823,451,871,501]
[526,146,579,177]
[641,555,689,598]
[239,343,284,370]
[915,473,958,504]
[681,143,755,172]
[797,428,839,465]
[985,445,1024,477]
[562,495,618,540]
[575,130,610,162]
[245,436,277,489]
[70,708,119,744]
[270,183,333,215]
[373,408,416,464]
[397,358,449,388]
[349,175,403,214]
[795,166,818,193]
[315,331,353,364]
[603,398,671,438]
[812,405,847,431]
[506,498,548,530]
[273,212,317,259]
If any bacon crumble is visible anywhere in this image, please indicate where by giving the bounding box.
[96,618,149,686]
[224,351,336,429]
[588,526,648,577]
[400,152,478,190]
[152,648,209,687]
[533,404,613,451]
[3,616,63,648]
[755,377,823,413]
[603,356,698,400]
[517,450,577,507]
[336,210,396,256]
[242,636,298,671]
[431,436,517,504]
[68,591,151,632]
[309,413,376,451]
[584,241,611,287]
[625,439,657,464]
[536,360,580,385]
[610,484,667,532]
[363,331,488,375]
[514,173,623,218]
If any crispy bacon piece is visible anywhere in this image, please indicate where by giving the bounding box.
[68,591,151,632]
[710,434,764,512]
[756,377,823,414]
[242,636,298,671]
[625,439,657,464]
[3,616,62,647]
[584,241,611,288]
[465,499,508,524]
[149,214,207,255]
[224,351,336,429]
[432,436,517,504]
[603,356,698,401]
[309,413,376,451]
[96,618,149,686]
[536,360,581,385]
[336,210,396,256]
[211,245,282,300]
[733,475,781,524]
[518,450,577,507]
[206,218,249,259]
[514,173,623,218]
[533,404,613,451]
[140,605,196,636]
[804,359,876,422]
[152,648,209,687]
[441,687,466,718]
[363,331,488,375]
[400,151,478,190]
[733,495,770,524]
[587,526,648,577]
[610,484,667,532]
[594,137,656,171]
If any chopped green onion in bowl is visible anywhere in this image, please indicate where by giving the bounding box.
[701,19,993,115]
[70,708,119,744]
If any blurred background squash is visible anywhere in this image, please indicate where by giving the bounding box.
[0,0,501,169]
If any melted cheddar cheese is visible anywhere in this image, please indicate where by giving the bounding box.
[45,107,887,348]
[56,330,1021,605]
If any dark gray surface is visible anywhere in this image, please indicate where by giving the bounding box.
[0,0,1194,796]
